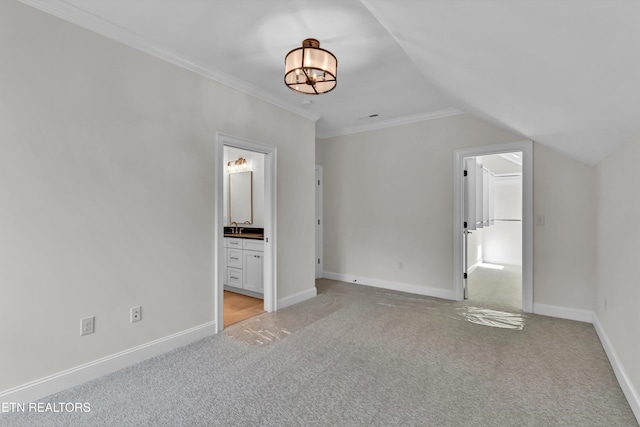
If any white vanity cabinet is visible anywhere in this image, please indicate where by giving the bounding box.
[224,237,264,297]
[242,250,263,293]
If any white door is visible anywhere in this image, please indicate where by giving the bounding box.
[463,157,477,299]
[315,166,323,278]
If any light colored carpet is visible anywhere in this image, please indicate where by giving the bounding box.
[468,264,522,312]
[1,278,636,426]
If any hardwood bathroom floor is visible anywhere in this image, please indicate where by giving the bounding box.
[223,291,264,327]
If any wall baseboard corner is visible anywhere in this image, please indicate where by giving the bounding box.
[278,287,317,309]
[323,271,455,301]
[592,315,640,423]
[0,321,216,404]
[468,261,482,274]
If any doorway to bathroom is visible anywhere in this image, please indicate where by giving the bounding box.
[453,141,533,313]
[215,133,277,333]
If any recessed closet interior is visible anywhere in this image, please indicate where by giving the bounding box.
[465,152,523,310]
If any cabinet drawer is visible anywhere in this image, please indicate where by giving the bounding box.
[227,249,243,268]
[243,239,264,251]
[225,238,243,249]
[227,267,243,288]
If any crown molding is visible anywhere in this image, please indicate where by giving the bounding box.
[316,108,464,139]
[17,0,320,123]
[18,0,462,138]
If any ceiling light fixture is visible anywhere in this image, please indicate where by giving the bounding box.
[284,38,337,95]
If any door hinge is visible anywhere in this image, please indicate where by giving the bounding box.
[318,258,320,264]
[463,221,467,228]
[318,180,320,185]
[463,272,468,279]
[463,170,468,177]
[317,219,320,225]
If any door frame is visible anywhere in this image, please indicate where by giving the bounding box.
[453,140,533,312]
[215,132,277,332]
[315,165,323,279]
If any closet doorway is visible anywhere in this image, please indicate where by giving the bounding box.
[463,153,523,311]
[453,141,533,313]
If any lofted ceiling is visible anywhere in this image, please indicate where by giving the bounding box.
[20,0,640,165]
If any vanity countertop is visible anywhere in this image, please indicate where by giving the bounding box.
[224,233,264,240]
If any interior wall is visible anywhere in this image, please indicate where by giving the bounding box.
[0,1,315,391]
[223,147,265,228]
[317,114,523,294]
[595,131,640,411]
[317,115,596,312]
[533,144,596,311]
[483,176,522,266]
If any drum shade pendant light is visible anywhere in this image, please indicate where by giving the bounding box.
[284,39,337,95]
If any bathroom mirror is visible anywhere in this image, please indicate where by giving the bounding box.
[229,171,253,225]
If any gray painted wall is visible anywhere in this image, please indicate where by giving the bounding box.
[596,130,640,413]
[0,1,315,391]
[317,114,596,311]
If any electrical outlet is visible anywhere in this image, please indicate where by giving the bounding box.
[80,316,94,336]
[130,306,141,323]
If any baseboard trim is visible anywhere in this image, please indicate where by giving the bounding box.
[533,303,594,323]
[323,271,455,300]
[592,315,640,423]
[482,257,522,267]
[468,261,482,274]
[0,321,216,404]
[278,287,317,309]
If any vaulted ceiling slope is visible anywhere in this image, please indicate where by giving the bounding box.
[19,0,640,165]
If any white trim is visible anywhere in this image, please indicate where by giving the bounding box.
[482,257,522,267]
[216,133,277,333]
[18,1,463,141]
[532,304,594,323]
[454,140,533,312]
[323,271,456,301]
[467,260,482,274]
[493,174,522,180]
[17,0,320,124]
[0,321,216,403]
[278,287,318,309]
[315,165,324,279]
[316,108,464,139]
[593,315,640,423]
